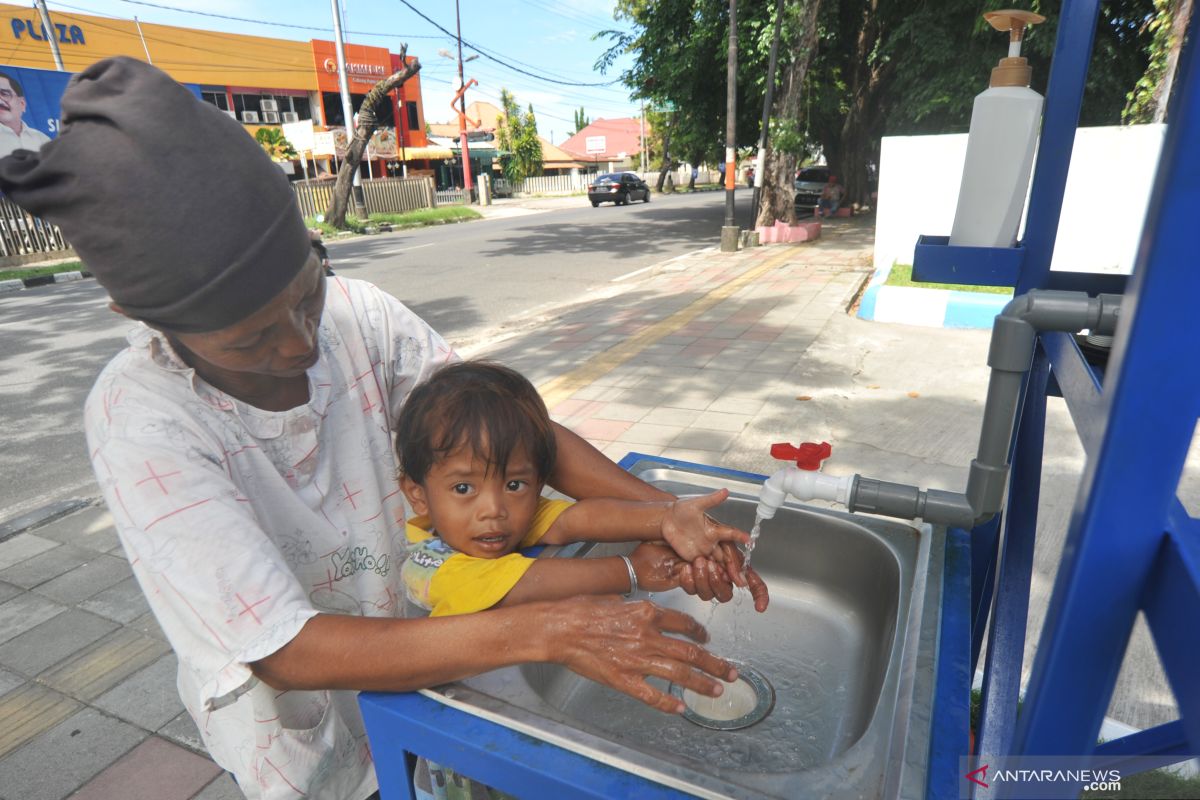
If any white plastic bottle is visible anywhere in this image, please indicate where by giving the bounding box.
[950,9,1046,248]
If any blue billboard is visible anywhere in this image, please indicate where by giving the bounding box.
[0,64,203,160]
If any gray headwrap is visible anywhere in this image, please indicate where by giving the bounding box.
[0,57,311,332]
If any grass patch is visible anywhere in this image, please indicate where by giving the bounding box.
[969,690,1200,799]
[306,207,481,236]
[886,263,1014,295]
[0,261,85,282]
[1081,768,1200,798]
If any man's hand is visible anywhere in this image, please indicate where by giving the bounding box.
[660,489,751,562]
[546,595,738,714]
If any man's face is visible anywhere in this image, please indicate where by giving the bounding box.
[167,251,327,381]
[0,78,26,129]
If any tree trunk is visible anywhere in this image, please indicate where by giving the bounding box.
[755,0,822,229]
[1154,0,1194,122]
[656,121,674,192]
[325,46,421,229]
[834,0,891,208]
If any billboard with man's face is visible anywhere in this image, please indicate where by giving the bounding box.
[0,64,70,158]
[0,64,204,162]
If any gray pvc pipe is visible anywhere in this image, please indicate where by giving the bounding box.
[842,290,1123,528]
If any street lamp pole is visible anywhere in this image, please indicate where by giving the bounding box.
[720,0,740,251]
[329,0,367,219]
[455,0,475,202]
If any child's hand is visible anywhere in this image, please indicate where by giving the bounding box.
[629,542,686,592]
[660,489,752,563]
[676,543,770,612]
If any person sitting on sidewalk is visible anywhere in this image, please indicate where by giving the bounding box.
[817,174,846,218]
[0,57,758,800]
[397,361,770,617]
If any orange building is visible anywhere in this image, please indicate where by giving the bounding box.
[0,3,447,177]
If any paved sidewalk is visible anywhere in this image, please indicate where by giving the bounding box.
[0,215,1180,798]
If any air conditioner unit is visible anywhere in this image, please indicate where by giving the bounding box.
[223,109,237,120]
[262,111,281,124]
[240,110,260,124]
[260,98,278,112]
[280,111,300,123]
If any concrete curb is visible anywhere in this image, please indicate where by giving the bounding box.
[0,269,93,293]
[856,262,1011,329]
[0,497,96,542]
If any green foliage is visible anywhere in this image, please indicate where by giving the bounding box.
[0,260,84,282]
[1123,0,1180,122]
[572,106,590,135]
[254,127,297,160]
[494,89,544,184]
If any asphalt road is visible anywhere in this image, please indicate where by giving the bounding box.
[0,189,752,523]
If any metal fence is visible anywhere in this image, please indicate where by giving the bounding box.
[436,189,466,205]
[513,173,591,195]
[0,197,69,259]
[292,176,436,219]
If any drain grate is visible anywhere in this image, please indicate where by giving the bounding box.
[670,663,775,731]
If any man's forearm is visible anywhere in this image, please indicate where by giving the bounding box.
[250,608,551,692]
[549,422,673,502]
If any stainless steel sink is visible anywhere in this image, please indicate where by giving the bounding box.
[420,457,946,799]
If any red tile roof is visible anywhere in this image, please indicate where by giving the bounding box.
[560,118,646,161]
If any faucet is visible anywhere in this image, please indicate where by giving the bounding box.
[756,442,855,520]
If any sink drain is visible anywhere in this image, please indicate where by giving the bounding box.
[671,663,775,731]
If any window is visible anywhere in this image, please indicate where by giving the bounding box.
[406,101,419,131]
[201,91,228,111]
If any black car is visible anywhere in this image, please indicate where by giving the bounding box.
[588,172,651,206]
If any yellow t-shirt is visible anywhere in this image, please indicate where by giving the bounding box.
[401,497,572,617]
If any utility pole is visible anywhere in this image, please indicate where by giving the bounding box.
[33,0,64,71]
[751,0,786,226]
[329,0,367,219]
[455,0,475,203]
[640,100,647,176]
[720,0,739,252]
[133,16,153,64]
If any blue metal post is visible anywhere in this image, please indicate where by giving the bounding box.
[974,350,1048,764]
[1008,5,1200,787]
[1015,0,1100,294]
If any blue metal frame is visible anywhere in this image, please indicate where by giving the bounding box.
[359,692,695,799]
[914,1,1200,797]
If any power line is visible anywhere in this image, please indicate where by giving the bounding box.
[392,0,622,88]
[111,0,443,39]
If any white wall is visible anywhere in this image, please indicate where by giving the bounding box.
[874,124,1166,277]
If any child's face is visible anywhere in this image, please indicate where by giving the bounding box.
[401,443,542,559]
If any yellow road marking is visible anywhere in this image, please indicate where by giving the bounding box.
[538,247,797,408]
[39,628,169,700]
[0,683,80,757]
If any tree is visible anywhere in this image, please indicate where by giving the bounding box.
[254,127,297,161]
[1124,0,1194,122]
[754,0,822,228]
[571,106,591,135]
[495,89,544,185]
[325,45,421,229]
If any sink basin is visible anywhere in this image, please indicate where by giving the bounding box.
[419,457,946,799]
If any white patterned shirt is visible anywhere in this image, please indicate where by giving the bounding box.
[86,277,455,800]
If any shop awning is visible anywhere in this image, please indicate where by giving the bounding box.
[395,146,454,160]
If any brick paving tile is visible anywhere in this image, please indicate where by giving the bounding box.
[70,736,221,800]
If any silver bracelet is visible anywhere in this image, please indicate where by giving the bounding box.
[619,554,638,598]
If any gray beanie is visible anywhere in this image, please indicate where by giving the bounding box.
[0,57,311,333]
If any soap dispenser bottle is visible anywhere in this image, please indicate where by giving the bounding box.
[949,9,1046,248]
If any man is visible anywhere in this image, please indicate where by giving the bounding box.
[817,173,847,218]
[0,57,760,800]
[0,71,51,158]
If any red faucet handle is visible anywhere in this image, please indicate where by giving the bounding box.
[770,441,832,470]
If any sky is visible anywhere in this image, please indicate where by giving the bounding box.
[43,0,641,144]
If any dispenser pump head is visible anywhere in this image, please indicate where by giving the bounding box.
[983,8,1045,88]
